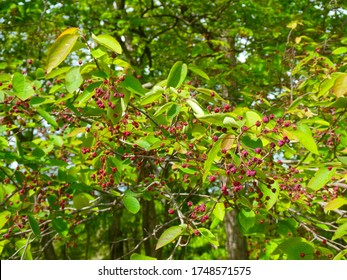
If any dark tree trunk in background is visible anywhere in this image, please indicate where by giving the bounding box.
[142,199,157,257]
[41,232,57,260]
[225,210,248,260]
[110,208,124,259]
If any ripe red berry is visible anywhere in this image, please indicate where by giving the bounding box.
[168,208,175,215]
[262,116,269,123]
[208,175,217,183]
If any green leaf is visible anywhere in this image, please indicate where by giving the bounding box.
[47,194,59,210]
[332,222,347,240]
[338,156,347,165]
[199,113,236,127]
[325,198,347,211]
[203,139,222,182]
[188,64,210,80]
[283,124,319,155]
[242,135,263,149]
[46,66,71,79]
[167,104,181,120]
[52,218,69,237]
[307,167,336,191]
[332,47,347,55]
[196,88,224,101]
[123,195,140,214]
[107,99,123,125]
[259,181,279,210]
[46,34,79,73]
[15,239,33,260]
[186,98,205,116]
[140,86,163,105]
[73,193,91,210]
[0,240,10,256]
[272,237,315,260]
[334,249,347,260]
[167,61,188,88]
[92,34,122,54]
[0,211,10,229]
[330,97,347,109]
[12,72,35,101]
[130,253,157,260]
[244,110,262,128]
[29,96,54,107]
[156,225,185,250]
[50,135,64,147]
[37,108,58,127]
[238,208,256,233]
[223,116,240,128]
[28,215,41,237]
[212,202,225,221]
[154,102,174,117]
[199,228,219,246]
[76,82,102,106]
[65,67,83,93]
[35,68,45,79]
[122,75,147,96]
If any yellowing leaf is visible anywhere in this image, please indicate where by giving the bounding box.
[46,34,79,73]
[67,127,86,137]
[57,27,79,39]
[325,198,347,211]
[287,21,298,29]
[332,74,347,98]
[221,134,235,151]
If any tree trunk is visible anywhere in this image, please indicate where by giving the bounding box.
[142,199,157,257]
[225,210,248,259]
[110,208,124,259]
[41,232,57,260]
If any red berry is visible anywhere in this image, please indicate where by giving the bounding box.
[262,116,269,123]
[209,175,217,183]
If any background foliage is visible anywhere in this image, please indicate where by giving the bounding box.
[0,0,347,260]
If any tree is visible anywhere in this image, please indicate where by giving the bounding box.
[0,0,347,260]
